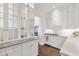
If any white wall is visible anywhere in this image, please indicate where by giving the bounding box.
[46,4,79,30]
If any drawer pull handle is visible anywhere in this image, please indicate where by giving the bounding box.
[6,54,8,56]
[30,45,33,46]
[46,36,48,41]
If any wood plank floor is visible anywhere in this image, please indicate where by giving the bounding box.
[38,44,61,56]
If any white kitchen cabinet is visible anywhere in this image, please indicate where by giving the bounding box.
[22,42,33,56]
[31,40,38,56]
[45,35,66,49]
[0,48,6,56]
[22,40,38,56]
[0,3,34,42]
[6,44,22,56]
[19,4,28,39]
[0,44,22,56]
[0,40,38,56]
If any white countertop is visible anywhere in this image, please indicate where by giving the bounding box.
[0,37,37,49]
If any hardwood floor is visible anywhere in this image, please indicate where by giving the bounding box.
[38,44,61,56]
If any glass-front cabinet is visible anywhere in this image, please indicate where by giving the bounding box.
[0,4,4,42]
[8,3,19,40]
[20,4,28,39]
[0,3,34,42]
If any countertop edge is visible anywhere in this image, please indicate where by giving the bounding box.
[0,37,38,49]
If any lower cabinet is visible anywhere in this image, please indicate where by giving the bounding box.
[22,40,38,56]
[0,40,38,56]
[6,44,22,56]
[45,35,66,49]
[0,49,6,56]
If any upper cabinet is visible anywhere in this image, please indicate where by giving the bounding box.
[0,4,4,29]
[8,3,19,40]
[0,3,34,43]
[46,4,79,29]
[0,4,4,42]
[20,4,28,39]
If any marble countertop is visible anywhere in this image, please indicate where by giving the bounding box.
[44,33,67,38]
[0,37,37,49]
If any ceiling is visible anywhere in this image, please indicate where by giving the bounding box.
[34,3,74,17]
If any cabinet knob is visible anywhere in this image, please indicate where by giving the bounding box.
[21,35,24,38]
[1,39,3,42]
[6,54,8,56]
[30,45,33,46]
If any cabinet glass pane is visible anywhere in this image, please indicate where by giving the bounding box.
[0,13,3,28]
[8,4,18,40]
[14,10,18,16]
[8,9,13,15]
[8,16,18,28]
[8,29,18,39]
[0,18,3,28]
[0,7,4,12]
[0,30,3,42]
[20,5,28,38]
[8,3,14,9]
[8,4,18,28]
[0,12,3,17]
[0,6,4,28]
[0,3,4,42]
[0,3,4,6]
[14,4,18,11]
[8,18,14,28]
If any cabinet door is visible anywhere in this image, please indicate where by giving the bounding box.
[0,48,6,56]
[22,40,38,56]
[31,40,38,56]
[49,35,58,46]
[6,44,22,56]
[47,35,66,49]
[22,42,33,56]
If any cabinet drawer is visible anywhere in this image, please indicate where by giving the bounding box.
[6,44,22,56]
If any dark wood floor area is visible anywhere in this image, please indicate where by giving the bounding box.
[38,44,61,56]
